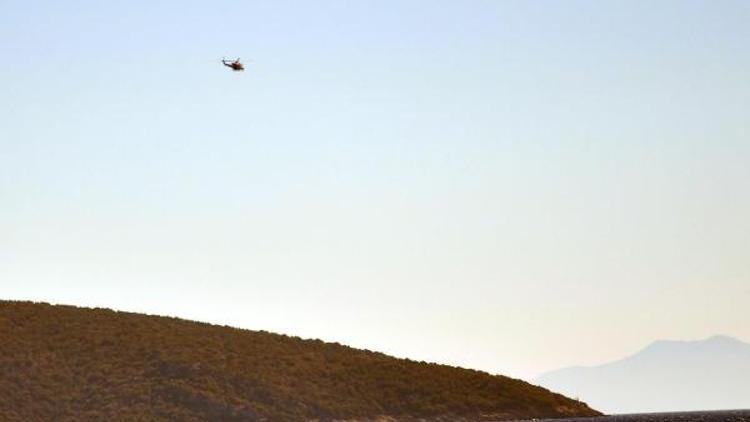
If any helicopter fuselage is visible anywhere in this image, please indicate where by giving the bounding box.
[222,60,244,71]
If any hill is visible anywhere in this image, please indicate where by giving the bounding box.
[0,301,599,421]
[535,335,750,414]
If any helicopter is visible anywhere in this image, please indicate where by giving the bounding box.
[222,57,245,71]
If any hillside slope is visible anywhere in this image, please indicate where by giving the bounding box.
[535,335,750,414]
[0,301,599,421]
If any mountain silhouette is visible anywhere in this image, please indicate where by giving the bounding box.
[535,335,750,414]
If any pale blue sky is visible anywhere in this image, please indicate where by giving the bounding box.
[2,0,749,378]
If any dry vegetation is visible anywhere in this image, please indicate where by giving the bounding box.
[0,301,600,421]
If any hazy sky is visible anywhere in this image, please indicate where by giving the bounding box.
[2,0,749,379]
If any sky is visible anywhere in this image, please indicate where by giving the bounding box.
[1,0,749,379]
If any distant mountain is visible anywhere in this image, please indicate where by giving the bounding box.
[535,335,750,414]
[0,301,599,421]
